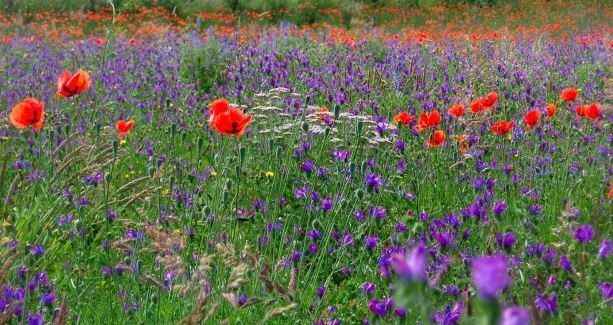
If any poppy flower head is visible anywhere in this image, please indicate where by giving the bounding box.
[560,87,579,102]
[470,98,485,113]
[491,120,514,136]
[316,107,332,123]
[427,130,446,148]
[116,119,135,138]
[57,69,91,98]
[546,104,556,118]
[393,111,414,126]
[208,98,231,116]
[91,37,107,46]
[447,104,465,118]
[523,109,541,129]
[209,107,253,138]
[584,103,602,120]
[471,92,498,113]
[482,92,498,108]
[9,98,45,131]
[454,134,469,154]
[417,110,441,132]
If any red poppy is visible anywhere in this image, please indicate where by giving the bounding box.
[560,87,578,102]
[57,69,91,97]
[471,92,498,113]
[447,104,465,118]
[490,120,514,136]
[91,37,107,46]
[482,91,498,108]
[470,98,486,113]
[209,100,252,137]
[128,38,142,47]
[9,98,45,131]
[546,104,556,118]
[454,134,469,154]
[417,110,441,131]
[523,109,541,129]
[393,111,414,126]
[116,119,135,138]
[208,98,231,116]
[583,103,602,120]
[427,130,446,148]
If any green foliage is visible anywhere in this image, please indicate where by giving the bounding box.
[179,36,229,94]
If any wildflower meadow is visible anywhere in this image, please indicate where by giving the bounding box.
[0,1,612,324]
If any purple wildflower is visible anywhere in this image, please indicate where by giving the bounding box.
[391,243,427,281]
[493,200,508,216]
[433,302,463,325]
[364,235,379,251]
[599,282,613,300]
[365,173,384,192]
[598,239,612,258]
[535,293,557,314]
[471,255,511,299]
[369,206,387,220]
[574,224,594,244]
[500,306,531,325]
[361,282,376,296]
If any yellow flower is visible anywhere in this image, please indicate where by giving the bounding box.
[210,170,218,176]
[264,171,274,177]
[120,139,127,145]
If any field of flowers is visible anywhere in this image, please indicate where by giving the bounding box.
[0,5,612,324]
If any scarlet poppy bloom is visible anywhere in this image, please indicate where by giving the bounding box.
[523,109,541,129]
[315,107,332,123]
[470,98,486,113]
[454,134,469,154]
[491,120,514,136]
[560,87,578,102]
[417,110,441,131]
[116,119,135,138]
[394,111,414,126]
[208,98,231,116]
[91,37,107,46]
[482,92,498,108]
[209,103,252,137]
[427,130,446,148]
[546,104,556,118]
[9,98,45,131]
[584,103,602,120]
[57,69,91,97]
[576,105,587,117]
[447,104,465,118]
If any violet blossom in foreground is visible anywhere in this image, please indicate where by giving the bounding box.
[391,243,427,282]
[471,255,511,299]
[500,306,531,325]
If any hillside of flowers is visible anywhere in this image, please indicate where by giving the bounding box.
[0,6,612,325]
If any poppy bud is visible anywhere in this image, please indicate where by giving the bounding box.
[239,146,246,164]
[302,121,309,132]
[112,140,118,157]
[356,120,363,136]
[223,189,230,204]
[334,105,341,119]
